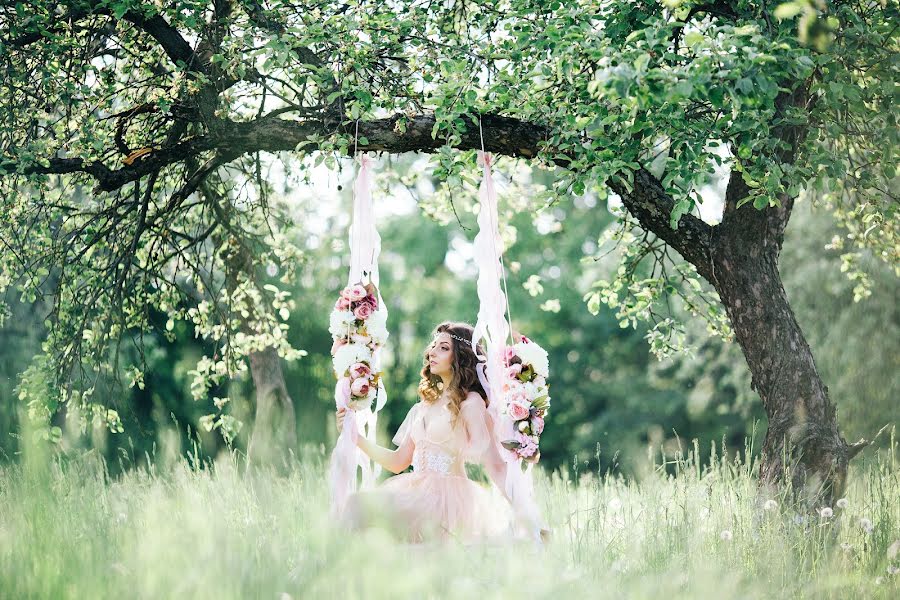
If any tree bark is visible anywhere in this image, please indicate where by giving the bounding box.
[710,200,851,507]
[208,184,298,472]
[246,345,297,471]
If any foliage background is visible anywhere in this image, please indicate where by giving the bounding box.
[1,154,896,475]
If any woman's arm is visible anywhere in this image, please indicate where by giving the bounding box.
[336,407,415,474]
[356,434,415,474]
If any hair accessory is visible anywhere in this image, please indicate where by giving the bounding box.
[434,332,474,347]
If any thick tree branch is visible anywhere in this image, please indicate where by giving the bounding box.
[15,110,713,276]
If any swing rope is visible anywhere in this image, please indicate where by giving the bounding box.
[478,115,515,348]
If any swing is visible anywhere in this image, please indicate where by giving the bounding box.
[328,120,549,542]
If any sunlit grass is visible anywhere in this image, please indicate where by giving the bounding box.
[1,438,897,599]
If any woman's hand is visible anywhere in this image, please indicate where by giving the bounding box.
[335,406,347,433]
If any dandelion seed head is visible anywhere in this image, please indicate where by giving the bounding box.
[836,498,849,509]
[887,565,899,576]
[887,540,899,561]
[818,507,833,518]
[763,499,778,511]
[608,497,622,511]
[720,529,733,541]
[859,517,874,533]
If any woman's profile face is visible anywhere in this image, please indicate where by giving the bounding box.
[427,332,454,378]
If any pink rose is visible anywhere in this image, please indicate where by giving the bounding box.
[362,294,378,310]
[347,284,367,301]
[531,415,544,435]
[349,362,370,379]
[334,296,351,311]
[506,364,523,378]
[353,303,374,320]
[350,378,370,397]
[508,401,530,421]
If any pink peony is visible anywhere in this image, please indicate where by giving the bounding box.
[353,302,374,320]
[506,363,523,378]
[349,362,370,379]
[508,401,531,421]
[362,294,378,310]
[518,441,538,458]
[347,284,368,301]
[334,296,351,311]
[350,377,371,397]
[507,385,530,406]
[531,415,545,435]
[515,431,538,457]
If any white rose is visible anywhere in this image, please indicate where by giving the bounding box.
[514,341,549,378]
[328,309,356,338]
[333,343,372,376]
[366,309,389,343]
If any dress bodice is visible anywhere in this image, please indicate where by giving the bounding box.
[392,398,492,477]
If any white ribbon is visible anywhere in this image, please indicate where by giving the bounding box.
[470,150,545,543]
[329,153,387,516]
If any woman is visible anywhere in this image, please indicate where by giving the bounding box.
[334,321,531,543]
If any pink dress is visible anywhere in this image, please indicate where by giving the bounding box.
[342,396,514,543]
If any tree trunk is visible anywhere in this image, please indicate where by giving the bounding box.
[246,345,297,470]
[201,182,299,472]
[710,196,851,508]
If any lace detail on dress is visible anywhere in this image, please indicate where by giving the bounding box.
[412,446,455,474]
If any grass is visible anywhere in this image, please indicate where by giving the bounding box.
[0,437,898,600]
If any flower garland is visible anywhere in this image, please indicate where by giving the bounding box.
[498,336,551,461]
[328,282,388,411]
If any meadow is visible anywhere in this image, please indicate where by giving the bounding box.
[1,435,897,600]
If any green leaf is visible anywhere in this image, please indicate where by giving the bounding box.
[774,2,804,20]
[670,198,691,229]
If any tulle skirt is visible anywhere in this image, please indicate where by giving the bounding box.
[342,471,513,544]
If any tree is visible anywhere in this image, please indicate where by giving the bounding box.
[1,1,896,504]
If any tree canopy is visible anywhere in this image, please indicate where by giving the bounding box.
[1,1,896,491]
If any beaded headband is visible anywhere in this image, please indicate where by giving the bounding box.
[432,332,487,360]
[433,332,473,346]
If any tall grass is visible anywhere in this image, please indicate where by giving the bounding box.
[1,435,897,599]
